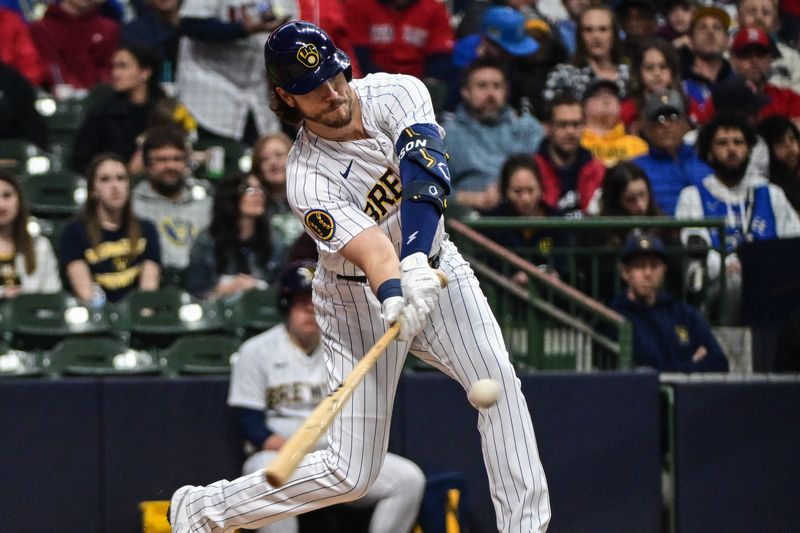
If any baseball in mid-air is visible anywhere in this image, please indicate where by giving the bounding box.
[468,379,501,408]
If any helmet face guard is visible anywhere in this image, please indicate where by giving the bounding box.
[265,21,353,95]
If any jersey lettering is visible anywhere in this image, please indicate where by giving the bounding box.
[364,171,402,222]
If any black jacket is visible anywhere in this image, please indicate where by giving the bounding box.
[0,62,48,149]
[70,91,155,172]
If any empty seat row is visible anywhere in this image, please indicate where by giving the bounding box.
[0,333,241,378]
[0,287,283,378]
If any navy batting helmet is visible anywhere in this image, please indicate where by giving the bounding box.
[278,260,316,313]
[264,21,352,95]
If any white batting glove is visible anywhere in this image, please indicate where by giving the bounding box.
[400,252,442,315]
[381,296,424,341]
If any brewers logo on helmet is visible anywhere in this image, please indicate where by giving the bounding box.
[264,21,352,95]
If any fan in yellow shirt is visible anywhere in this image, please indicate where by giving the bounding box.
[580,79,649,166]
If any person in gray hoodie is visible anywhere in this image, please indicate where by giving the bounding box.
[132,126,212,269]
[443,57,544,213]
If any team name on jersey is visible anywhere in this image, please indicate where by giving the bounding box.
[266,382,326,409]
[363,170,402,222]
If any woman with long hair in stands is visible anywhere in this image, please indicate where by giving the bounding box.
[544,4,630,102]
[0,171,61,299]
[251,132,305,244]
[626,38,684,131]
[186,171,285,300]
[60,153,161,304]
[484,154,563,284]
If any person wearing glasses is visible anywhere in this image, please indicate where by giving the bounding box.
[534,92,606,217]
[186,171,285,299]
[132,126,212,269]
[632,90,711,215]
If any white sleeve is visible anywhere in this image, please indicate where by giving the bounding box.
[179,0,221,19]
[675,186,711,246]
[35,237,62,293]
[286,146,377,254]
[371,74,442,141]
[227,336,269,411]
[769,185,800,238]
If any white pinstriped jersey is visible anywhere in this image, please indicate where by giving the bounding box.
[286,73,445,277]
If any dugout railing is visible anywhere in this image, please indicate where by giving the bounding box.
[447,219,634,370]
[446,216,728,370]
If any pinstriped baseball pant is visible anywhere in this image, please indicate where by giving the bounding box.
[181,239,550,532]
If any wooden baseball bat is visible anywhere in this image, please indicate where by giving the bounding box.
[265,271,448,487]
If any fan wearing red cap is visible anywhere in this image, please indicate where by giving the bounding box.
[737,0,800,94]
[729,26,800,124]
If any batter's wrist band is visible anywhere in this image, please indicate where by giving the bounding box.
[376,278,402,302]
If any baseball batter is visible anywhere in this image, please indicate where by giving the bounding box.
[169,21,550,532]
[228,260,425,533]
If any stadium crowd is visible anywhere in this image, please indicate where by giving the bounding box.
[1,0,800,373]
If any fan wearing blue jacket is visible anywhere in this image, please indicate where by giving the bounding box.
[611,232,729,372]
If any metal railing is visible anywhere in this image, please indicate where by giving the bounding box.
[458,216,729,323]
[447,219,633,370]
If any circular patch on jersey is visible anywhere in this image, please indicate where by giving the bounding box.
[305,209,335,241]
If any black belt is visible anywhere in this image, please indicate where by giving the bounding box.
[337,253,440,283]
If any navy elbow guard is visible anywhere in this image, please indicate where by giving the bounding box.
[396,124,451,214]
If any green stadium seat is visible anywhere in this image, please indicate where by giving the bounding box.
[109,287,225,350]
[43,91,98,166]
[161,266,187,289]
[159,333,240,375]
[42,337,159,376]
[21,170,86,217]
[0,139,51,175]
[221,287,281,339]
[0,292,111,351]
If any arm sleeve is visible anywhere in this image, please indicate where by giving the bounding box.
[35,237,62,293]
[426,1,454,54]
[70,108,105,173]
[9,13,45,86]
[179,17,248,42]
[58,221,89,267]
[227,338,269,411]
[140,221,162,265]
[347,1,371,47]
[578,159,606,213]
[675,186,711,245]
[687,306,729,372]
[769,185,800,238]
[354,46,380,75]
[234,407,272,449]
[185,232,218,298]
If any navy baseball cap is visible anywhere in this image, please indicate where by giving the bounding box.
[481,7,540,57]
[621,232,668,263]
